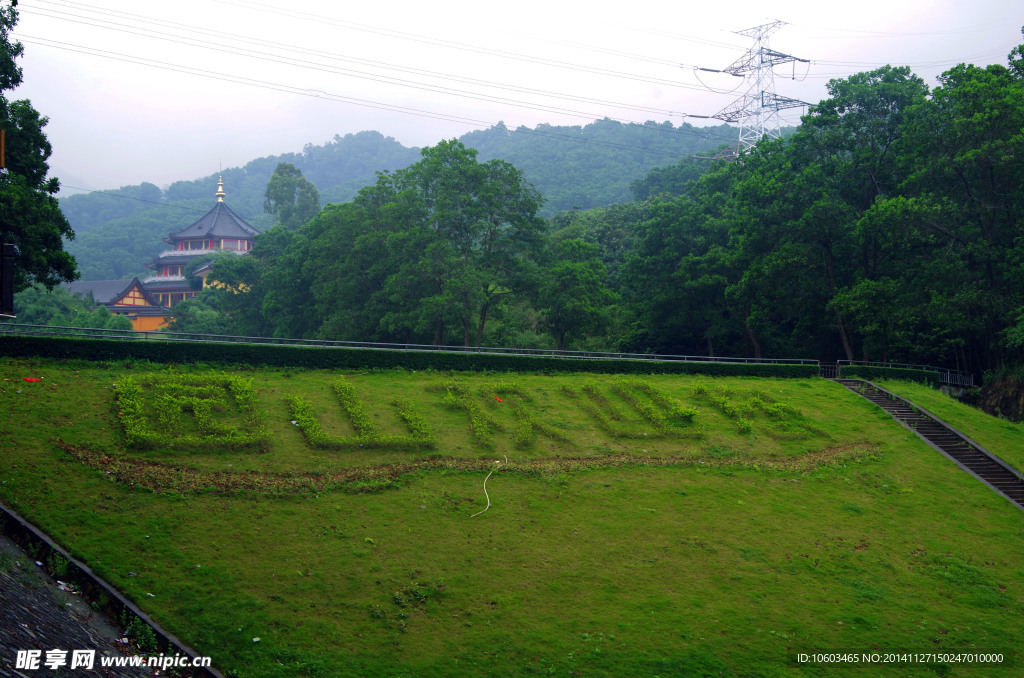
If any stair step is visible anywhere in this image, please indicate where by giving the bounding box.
[835,379,1023,510]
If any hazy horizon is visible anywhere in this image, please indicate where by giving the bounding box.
[8,0,1021,195]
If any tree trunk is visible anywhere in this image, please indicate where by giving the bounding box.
[705,318,714,357]
[433,277,446,346]
[475,300,489,349]
[742,310,761,359]
[834,308,856,361]
[433,316,444,346]
[822,239,856,362]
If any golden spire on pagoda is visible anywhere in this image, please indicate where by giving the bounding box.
[216,176,226,202]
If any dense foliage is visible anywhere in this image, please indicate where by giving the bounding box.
[165,35,1024,379]
[12,283,132,329]
[49,31,1024,380]
[622,48,1024,375]
[462,119,736,214]
[262,162,320,230]
[60,131,419,279]
[0,0,76,291]
[171,140,551,346]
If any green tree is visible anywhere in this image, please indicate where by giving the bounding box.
[263,162,321,230]
[621,162,748,356]
[538,239,615,349]
[630,155,713,201]
[1009,26,1024,79]
[302,202,401,342]
[714,67,930,361]
[164,296,235,335]
[67,305,132,331]
[14,284,131,329]
[357,140,545,346]
[0,0,77,291]
[183,250,238,291]
[895,52,1024,371]
[200,254,270,335]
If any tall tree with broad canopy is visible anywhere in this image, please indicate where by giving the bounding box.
[893,38,1024,371]
[538,238,615,350]
[361,140,545,346]
[0,0,77,292]
[263,162,321,230]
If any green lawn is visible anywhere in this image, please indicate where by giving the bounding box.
[878,379,1024,473]
[1,357,1022,677]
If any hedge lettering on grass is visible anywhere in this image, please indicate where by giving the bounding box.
[115,372,269,450]
[285,378,435,450]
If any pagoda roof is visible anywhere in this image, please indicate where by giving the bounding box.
[64,279,137,304]
[167,201,260,241]
[64,277,168,310]
[140,278,192,292]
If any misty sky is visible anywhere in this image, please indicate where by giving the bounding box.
[8,0,1023,195]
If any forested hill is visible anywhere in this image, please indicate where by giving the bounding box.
[463,119,737,212]
[59,131,422,280]
[60,130,422,235]
[59,120,736,280]
[58,131,423,280]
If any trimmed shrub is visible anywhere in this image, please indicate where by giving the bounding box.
[841,366,940,385]
[286,378,435,450]
[0,335,819,378]
[115,372,269,450]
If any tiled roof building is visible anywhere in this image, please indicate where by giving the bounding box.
[64,178,258,331]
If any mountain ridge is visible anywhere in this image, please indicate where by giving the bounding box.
[59,119,737,280]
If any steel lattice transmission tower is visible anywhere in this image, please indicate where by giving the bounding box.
[711,20,808,158]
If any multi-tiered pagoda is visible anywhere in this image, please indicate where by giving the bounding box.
[65,178,259,331]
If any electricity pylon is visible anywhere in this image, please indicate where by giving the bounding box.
[708,20,808,158]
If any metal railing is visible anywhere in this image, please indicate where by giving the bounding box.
[0,323,818,365]
[0,324,976,383]
[819,362,840,379]
[834,360,975,387]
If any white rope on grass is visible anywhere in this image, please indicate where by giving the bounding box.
[470,455,508,518]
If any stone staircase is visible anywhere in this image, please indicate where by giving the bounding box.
[835,379,1024,509]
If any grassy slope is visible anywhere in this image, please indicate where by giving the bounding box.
[879,380,1024,473]
[1,358,1023,677]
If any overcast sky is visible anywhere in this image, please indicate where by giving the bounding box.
[8,0,1022,195]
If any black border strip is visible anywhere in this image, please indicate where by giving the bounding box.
[0,500,225,678]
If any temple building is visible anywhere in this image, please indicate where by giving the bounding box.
[64,178,258,331]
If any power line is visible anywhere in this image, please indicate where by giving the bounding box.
[23,0,700,118]
[22,35,734,168]
[26,0,717,96]
[20,0,731,142]
[211,0,724,90]
[17,0,739,156]
[17,34,499,126]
